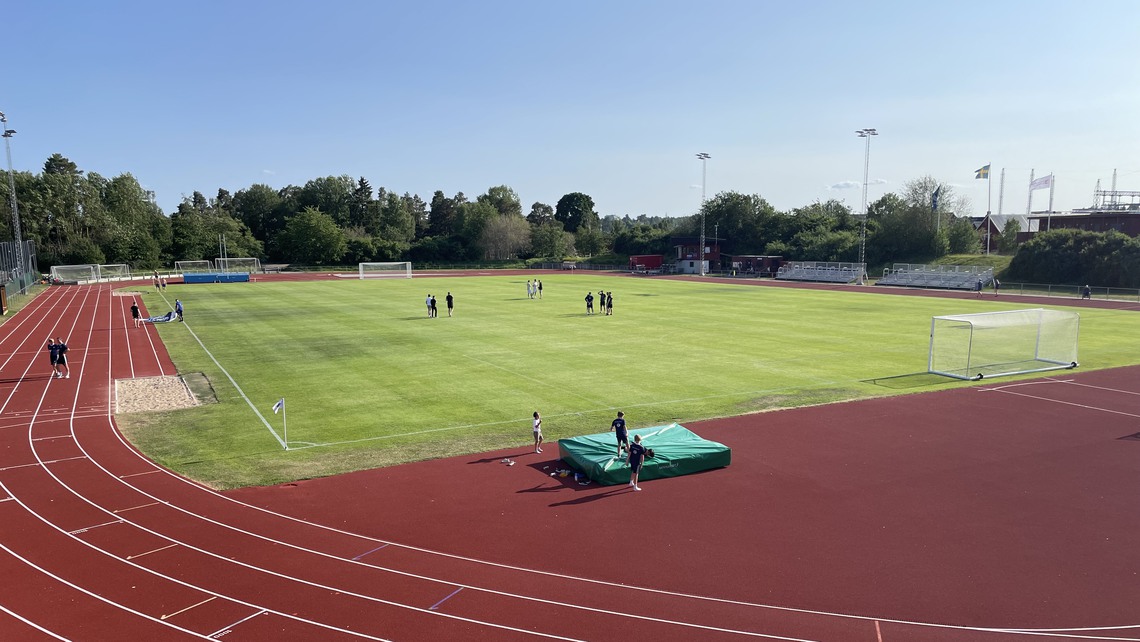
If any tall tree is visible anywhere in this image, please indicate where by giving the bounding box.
[298,175,355,227]
[555,192,598,233]
[527,202,555,226]
[478,185,523,218]
[276,207,346,265]
[479,214,531,260]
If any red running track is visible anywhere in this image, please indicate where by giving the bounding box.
[1,279,1139,641]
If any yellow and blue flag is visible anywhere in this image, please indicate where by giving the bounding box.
[975,164,990,179]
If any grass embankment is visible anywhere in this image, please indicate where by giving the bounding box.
[117,275,1140,488]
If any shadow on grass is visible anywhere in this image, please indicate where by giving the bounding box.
[862,372,952,389]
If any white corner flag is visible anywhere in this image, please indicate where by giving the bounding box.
[272,398,285,414]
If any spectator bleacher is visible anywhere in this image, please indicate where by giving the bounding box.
[877,264,993,291]
[775,261,865,284]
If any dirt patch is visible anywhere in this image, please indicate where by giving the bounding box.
[116,374,212,413]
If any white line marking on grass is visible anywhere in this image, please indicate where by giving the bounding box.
[285,383,848,451]
[178,320,286,450]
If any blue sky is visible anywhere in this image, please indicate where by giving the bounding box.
[5,1,1138,219]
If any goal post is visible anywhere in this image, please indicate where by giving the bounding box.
[50,264,98,283]
[359,262,413,279]
[214,257,262,274]
[928,308,1079,380]
[176,260,214,274]
[96,264,131,281]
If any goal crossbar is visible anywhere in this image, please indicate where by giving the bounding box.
[928,308,1079,380]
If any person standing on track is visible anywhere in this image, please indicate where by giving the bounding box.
[131,301,141,328]
[54,337,70,379]
[46,338,60,378]
[628,434,647,491]
[533,411,544,453]
[611,411,628,458]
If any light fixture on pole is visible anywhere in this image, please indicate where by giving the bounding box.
[696,152,710,276]
[0,111,24,294]
[855,128,878,269]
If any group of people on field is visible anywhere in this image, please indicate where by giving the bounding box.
[531,409,648,491]
[424,292,455,318]
[584,290,614,315]
[526,280,543,299]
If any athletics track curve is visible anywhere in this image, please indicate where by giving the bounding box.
[1,276,1139,641]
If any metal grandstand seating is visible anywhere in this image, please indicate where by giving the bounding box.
[877,264,993,290]
[775,261,865,284]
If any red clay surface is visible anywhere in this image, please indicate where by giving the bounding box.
[1,274,1139,641]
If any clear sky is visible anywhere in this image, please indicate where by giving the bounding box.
[5,1,1138,219]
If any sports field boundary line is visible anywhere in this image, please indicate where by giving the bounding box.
[156,292,286,450]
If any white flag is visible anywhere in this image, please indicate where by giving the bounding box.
[1029,174,1054,191]
[272,398,284,414]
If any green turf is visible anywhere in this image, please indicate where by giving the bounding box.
[116,275,1140,489]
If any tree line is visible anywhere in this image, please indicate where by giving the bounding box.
[3,153,1138,287]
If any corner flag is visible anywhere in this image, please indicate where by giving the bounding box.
[272,398,284,414]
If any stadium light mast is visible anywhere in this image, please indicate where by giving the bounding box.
[855,128,878,269]
[696,152,710,276]
[1,111,24,294]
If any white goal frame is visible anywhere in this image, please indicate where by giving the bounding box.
[176,260,214,273]
[359,262,413,279]
[215,257,262,274]
[50,264,98,283]
[928,308,1079,380]
[96,264,131,281]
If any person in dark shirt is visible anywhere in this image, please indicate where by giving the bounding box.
[605,291,613,315]
[585,292,594,315]
[610,411,628,458]
[628,434,647,491]
[446,292,454,317]
[131,301,141,328]
[54,337,70,379]
[537,280,543,299]
[46,339,60,378]
[430,295,438,318]
[175,299,184,321]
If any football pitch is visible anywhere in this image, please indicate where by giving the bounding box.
[118,274,1140,489]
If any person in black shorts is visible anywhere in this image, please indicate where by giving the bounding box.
[54,337,70,379]
[46,339,60,378]
[628,434,647,491]
[131,301,141,328]
[610,411,628,458]
[446,292,454,317]
[175,299,184,321]
[605,291,613,315]
[585,292,594,315]
[537,280,543,299]
[430,295,438,318]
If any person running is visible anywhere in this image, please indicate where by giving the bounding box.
[585,292,594,315]
[533,411,544,453]
[131,301,141,328]
[611,411,628,458]
[446,292,454,317]
[175,299,184,321]
[46,339,60,378]
[54,337,70,379]
[992,278,1001,296]
[628,434,647,491]
[975,278,983,298]
[605,291,613,315]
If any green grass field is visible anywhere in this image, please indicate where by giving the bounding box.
[117,274,1140,489]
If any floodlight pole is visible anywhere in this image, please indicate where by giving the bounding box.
[856,128,878,269]
[696,152,710,276]
[1,111,25,294]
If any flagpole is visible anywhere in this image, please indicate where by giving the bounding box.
[1047,172,1055,231]
[987,160,992,214]
[1026,169,1035,216]
[997,168,1005,216]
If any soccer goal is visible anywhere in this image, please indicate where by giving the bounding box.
[359,262,413,279]
[96,264,131,281]
[928,308,1079,380]
[50,264,98,283]
[215,257,262,274]
[176,260,214,274]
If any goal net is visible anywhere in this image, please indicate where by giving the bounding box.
[176,260,214,273]
[928,308,1079,380]
[97,264,131,281]
[359,262,412,279]
[215,257,262,274]
[50,264,97,283]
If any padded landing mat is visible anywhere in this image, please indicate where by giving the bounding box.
[557,423,731,485]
